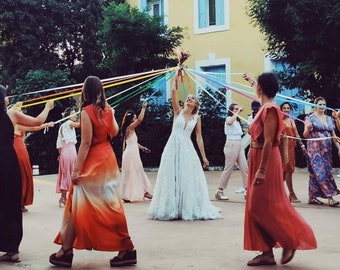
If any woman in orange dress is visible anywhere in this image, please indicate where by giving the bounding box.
[243,72,317,266]
[280,102,307,203]
[49,76,136,268]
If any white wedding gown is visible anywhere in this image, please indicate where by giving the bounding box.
[147,110,222,220]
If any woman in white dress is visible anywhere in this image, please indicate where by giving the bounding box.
[147,70,222,221]
[121,104,153,202]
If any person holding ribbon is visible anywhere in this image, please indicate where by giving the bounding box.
[120,104,153,202]
[147,68,221,221]
[303,96,340,206]
[280,102,307,203]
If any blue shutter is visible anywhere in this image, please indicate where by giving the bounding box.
[140,0,148,12]
[215,0,225,25]
[198,0,207,28]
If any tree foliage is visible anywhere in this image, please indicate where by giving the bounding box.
[98,2,183,76]
[0,0,185,173]
[247,0,340,105]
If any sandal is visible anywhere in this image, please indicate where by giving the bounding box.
[308,198,324,205]
[0,252,20,263]
[247,254,276,266]
[49,247,73,267]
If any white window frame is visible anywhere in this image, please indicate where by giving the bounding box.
[193,0,230,34]
[195,54,231,106]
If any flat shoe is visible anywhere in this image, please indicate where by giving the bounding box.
[247,254,276,266]
[0,253,20,263]
[329,199,339,207]
[110,250,137,267]
[308,198,324,205]
[281,249,296,265]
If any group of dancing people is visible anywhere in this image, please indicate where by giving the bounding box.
[3,67,340,267]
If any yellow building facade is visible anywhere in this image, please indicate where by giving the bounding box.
[127,0,267,116]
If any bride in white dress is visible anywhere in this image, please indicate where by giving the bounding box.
[147,70,222,221]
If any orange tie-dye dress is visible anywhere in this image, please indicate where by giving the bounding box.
[54,105,134,251]
[244,103,317,251]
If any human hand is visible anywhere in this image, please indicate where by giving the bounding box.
[142,102,147,109]
[254,171,265,186]
[304,116,313,131]
[301,147,308,156]
[202,158,209,169]
[45,100,54,110]
[332,111,338,120]
[242,73,255,86]
[71,168,80,185]
[71,173,80,185]
[10,101,23,111]
[45,121,55,128]
[142,147,151,153]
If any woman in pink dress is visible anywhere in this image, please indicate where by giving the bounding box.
[121,104,152,202]
[243,72,317,266]
[56,107,80,207]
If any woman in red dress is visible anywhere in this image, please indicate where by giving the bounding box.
[49,76,136,268]
[243,72,317,266]
[280,102,307,203]
[13,124,53,212]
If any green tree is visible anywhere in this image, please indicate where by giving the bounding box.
[98,2,184,76]
[15,69,76,174]
[247,0,340,106]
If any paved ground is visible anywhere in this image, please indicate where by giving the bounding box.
[2,170,340,270]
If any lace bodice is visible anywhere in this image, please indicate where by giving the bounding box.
[171,110,198,138]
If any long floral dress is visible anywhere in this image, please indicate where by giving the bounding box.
[0,113,22,253]
[147,110,221,221]
[306,114,340,199]
[244,103,317,251]
[54,105,134,251]
[13,131,34,207]
[121,131,152,202]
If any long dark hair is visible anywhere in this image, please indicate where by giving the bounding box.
[80,76,106,110]
[227,103,241,122]
[120,110,136,141]
[0,85,7,113]
[280,102,293,111]
[62,107,75,118]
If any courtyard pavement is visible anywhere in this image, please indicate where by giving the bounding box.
[2,169,340,270]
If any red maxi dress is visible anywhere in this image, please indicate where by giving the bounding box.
[54,105,134,251]
[244,103,317,251]
[13,131,34,207]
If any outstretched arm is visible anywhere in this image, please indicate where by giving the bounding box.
[17,122,54,132]
[129,103,147,130]
[171,71,181,116]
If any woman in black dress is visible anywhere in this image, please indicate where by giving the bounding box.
[0,85,54,262]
